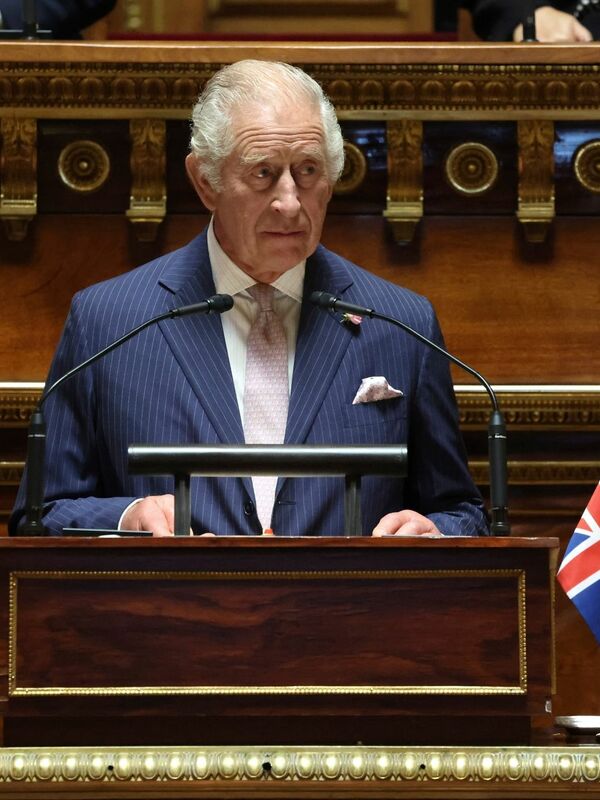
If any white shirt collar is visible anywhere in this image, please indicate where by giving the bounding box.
[207,217,305,302]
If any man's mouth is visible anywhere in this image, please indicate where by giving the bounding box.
[262,230,304,236]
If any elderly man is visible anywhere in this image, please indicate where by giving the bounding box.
[10,60,488,538]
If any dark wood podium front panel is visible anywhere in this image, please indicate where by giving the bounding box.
[0,537,557,747]
[12,571,521,692]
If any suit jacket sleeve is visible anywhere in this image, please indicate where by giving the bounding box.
[9,293,137,536]
[403,305,488,537]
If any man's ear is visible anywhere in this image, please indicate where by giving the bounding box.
[185,153,218,211]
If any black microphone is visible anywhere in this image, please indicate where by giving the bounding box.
[0,0,51,40]
[22,0,37,38]
[310,290,510,536]
[20,293,234,535]
[522,1,537,42]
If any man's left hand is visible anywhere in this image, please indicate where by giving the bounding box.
[372,510,443,537]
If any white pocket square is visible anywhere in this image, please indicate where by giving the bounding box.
[352,376,404,405]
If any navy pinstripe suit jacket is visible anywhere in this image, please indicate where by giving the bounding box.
[11,230,488,537]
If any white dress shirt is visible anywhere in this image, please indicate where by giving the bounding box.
[207,217,305,420]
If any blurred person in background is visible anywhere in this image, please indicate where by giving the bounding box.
[0,0,117,38]
[463,1,599,41]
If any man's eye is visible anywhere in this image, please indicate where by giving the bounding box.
[297,163,317,176]
[253,166,272,179]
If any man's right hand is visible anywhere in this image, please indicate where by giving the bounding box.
[121,494,175,536]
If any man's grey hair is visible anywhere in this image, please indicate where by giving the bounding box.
[190,60,344,190]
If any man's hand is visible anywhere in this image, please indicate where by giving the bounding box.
[372,510,443,537]
[121,494,175,537]
[513,7,593,42]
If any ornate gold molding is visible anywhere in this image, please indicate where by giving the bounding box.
[58,139,110,192]
[324,64,600,116]
[574,139,600,193]
[333,141,367,195]
[2,745,600,789]
[0,387,39,427]
[0,117,36,241]
[457,390,600,430]
[126,118,166,242]
[2,387,599,430]
[0,461,23,485]
[517,120,555,244]
[445,142,499,196]
[3,460,596,489]
[0,62,206,116]
[2,61,600,117]
[383,119,422,244]
[470,460,600,486]
[3,460,596,490]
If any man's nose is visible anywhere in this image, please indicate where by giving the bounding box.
[271,170,301,216]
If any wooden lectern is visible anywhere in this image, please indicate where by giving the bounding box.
[0,536,557,747]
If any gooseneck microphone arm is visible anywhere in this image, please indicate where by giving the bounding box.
[21,294,234,536]
[38,295,233,406]
[310,291,510,536]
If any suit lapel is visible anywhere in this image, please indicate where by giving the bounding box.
[157,233,245,445]
[285,246,354,445]
[156,237,357,507]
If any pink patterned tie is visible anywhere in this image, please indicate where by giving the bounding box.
[244,283,289,530]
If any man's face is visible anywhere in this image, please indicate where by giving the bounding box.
[186,96,334,283]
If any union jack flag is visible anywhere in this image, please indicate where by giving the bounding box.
[557,482,600,644]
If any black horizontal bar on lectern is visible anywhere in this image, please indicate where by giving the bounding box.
[128,444,408,537]
[128,444,408,476]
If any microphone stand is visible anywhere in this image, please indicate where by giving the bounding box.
[311,292,510,536]
[0,0,52,39]
[522,1,538,42]
[20,295,233,536]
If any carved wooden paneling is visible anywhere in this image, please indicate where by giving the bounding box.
[517,120,555,243]
[384,119,423,243]
[127,118,166,241]
[0,117,36,241]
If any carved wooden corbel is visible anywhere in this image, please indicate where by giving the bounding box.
[383,120,423,245]
[0,117,37,242]
[127,119,166,242]
[517,120,555,244]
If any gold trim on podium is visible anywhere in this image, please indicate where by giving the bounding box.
[1,745,600,791]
